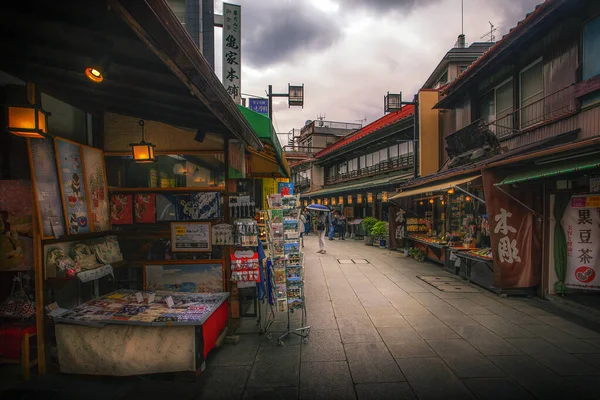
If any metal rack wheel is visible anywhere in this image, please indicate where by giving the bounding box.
[267,332,272,340]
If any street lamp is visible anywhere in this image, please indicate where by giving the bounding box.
[267,84,304,121]
[384,91,419,179]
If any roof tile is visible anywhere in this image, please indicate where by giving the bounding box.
[315,105,414,159]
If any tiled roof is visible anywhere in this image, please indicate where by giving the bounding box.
[315,105,415,159]
[440,0,553,97]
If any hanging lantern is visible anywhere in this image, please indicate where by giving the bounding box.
[324,198,329,206]
[465,195,471,202]
[317,199,321,205]
[5,83,48,139]
[130,120,156,163]
[382,192,388,202]
[447,188,455,194]
[331,197,336,206]
[339,196,343,206]
[357,194,363,204]
[429,198,434,204]
[311,199,316,205]
[303,200,308,207]
[348,195,353,205]
[419,201,424,206]
[367,192,373,204]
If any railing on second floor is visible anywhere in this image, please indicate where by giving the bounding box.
[300,120,362,135]
[293,177,311,190]
[325,154,414,185]
[487,84,577,139]
[283,145,325,157]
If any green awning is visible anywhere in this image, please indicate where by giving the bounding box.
[301,172,413,198]
[495,158,600,186]
[237,105,290,178]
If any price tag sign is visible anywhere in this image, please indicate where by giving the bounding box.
[147,292,156,304]
[135,292,144,303]
[165,296,174,309]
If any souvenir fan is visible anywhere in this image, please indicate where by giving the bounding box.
[46,248,78,277]
[73,243,101,270]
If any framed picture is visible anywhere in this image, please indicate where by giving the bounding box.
[143,260,225,293]
[135,194,156,223]
[111,194,133,225]
[54,137,92,235]
[170,221,212,252]
[27,138,66,239]
[81,144,110,232]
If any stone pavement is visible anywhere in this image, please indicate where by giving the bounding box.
[2,236,600,400]
[194,236,600,400]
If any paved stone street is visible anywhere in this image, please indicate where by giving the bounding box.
[3,236,600,400]
[196,236,600,400]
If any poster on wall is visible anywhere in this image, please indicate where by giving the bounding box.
[278,182,294,195]
[143,261,224,293]
[110,194,133,225]
[135,194,156,223]
[563,195,600,290]
[0,180,34,271]
[171,222,211,252]
[54,138,91,235]
[81,145,110,232]
[28,138,66,239]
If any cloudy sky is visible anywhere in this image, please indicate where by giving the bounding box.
[213,0,541,145]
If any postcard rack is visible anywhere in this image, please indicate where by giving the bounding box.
[261,194,310,346]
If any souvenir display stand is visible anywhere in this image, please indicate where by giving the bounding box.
[50,289,228,375]
[262,194,310,346]
[19,134,244,376]
[405,187,491,269]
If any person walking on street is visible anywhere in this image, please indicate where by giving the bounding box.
[337,212,346,240]
[316,211,327,254]
[328,210,336,240]
[299,211,306,248]
[304,210,311,235]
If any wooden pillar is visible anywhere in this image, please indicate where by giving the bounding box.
[32,200,46,374]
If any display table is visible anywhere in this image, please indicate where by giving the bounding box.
[52,289,229,376]
[408,236,447,264]
[454,252,495,291]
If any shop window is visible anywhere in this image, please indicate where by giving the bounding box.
[105,153,226,189]
[480,78,514,137]
[454,97,471,132]
[520,59,544,128]
[379,148,388,162]
[583,15,600,106]
[583,16,600,80]
[389,144,399,159]
[372,151,380,165]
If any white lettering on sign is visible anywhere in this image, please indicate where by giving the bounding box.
[494,208,520,264]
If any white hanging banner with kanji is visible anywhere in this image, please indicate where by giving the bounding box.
[222,3,241,104]
[563,195,600,290]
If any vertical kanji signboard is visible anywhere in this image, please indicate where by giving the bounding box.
[222,3,241,104]
[563,195,600,290]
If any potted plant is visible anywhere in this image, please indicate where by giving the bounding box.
[410,248,425,262]
[371,221,389,248]
[361,217,378,245]
[403,246,410,257]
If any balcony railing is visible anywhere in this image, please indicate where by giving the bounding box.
[293,177,311,190]
[487,84,577,139]
[300,120,362,135]
[325,154,414,185]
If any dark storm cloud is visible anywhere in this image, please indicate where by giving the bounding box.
[492,0,543,36]
[338,0,441,13]
[242,2,341,68]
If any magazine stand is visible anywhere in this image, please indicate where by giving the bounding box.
[261,194,310,346]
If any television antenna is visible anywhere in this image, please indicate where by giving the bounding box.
[480,21,498,42]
